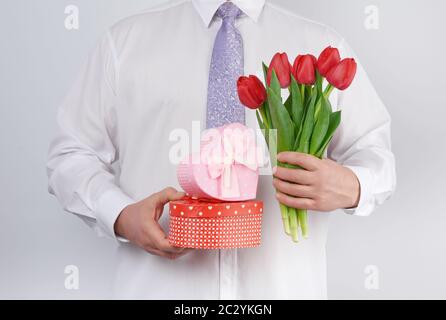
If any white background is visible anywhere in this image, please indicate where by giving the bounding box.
[1,0,445,299]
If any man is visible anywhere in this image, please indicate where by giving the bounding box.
[47,0,396,299]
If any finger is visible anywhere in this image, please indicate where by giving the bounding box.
[151,187,185,206]
[149,222,186,254]
[145,247,178,259]
[156,236,188,254]
[277,152,320,171]
[276,192,315,210]
[148,187,185,221]
[274,166,313,185]
[273,178,314,198]
[145,242,193,258]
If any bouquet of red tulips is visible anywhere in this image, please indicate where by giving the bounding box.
[237,46,357,242]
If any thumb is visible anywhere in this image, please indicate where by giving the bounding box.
[151,187,185,207]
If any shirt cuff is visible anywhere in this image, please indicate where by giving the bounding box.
[343,165,375,217]
[94,187,134,243]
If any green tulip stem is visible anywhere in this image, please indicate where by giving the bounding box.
[315,84,336,118]
[298,209,308,239]
[288,207,299,242]
[280,203,291,235]
[300,84,305,101]
[324,84,334,97]
[259,106,270,130]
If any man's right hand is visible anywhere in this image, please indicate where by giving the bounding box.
[114,187,190,259]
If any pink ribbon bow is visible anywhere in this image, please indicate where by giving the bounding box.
[201,124,260,198]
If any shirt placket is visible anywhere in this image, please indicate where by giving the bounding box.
[219,248,238,299]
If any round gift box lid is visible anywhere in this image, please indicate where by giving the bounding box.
[170,198,263,218]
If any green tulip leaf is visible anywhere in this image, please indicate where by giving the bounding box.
[315,110,342,158]
[261,62,273,129]
[262,62,269,84]
[290,75,304,129]
[256,109,266,131]
[310,94,331,154]
[284,95,292,115]
[304,85,312,106]
[270,69,281,97]
[316,70,323,94]
[267,88,295,152]
[297,89,317,153]
[262,99,272,129]
[256,109,270,148]
[268,128,278,168]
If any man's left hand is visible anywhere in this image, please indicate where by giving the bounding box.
[273,152,361,212]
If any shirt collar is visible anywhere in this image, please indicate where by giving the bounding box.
[192,0,266,27]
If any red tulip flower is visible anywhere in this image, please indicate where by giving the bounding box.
[326,58,357,90]
[237,75,267,109]
[292,54,317,85]
[317,46,341,77]
[267,52,292,88]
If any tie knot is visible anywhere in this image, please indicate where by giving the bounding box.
[216,2,242,20]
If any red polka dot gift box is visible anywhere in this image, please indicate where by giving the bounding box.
[168,198,263,249]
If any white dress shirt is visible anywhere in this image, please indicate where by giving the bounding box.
[47,0,396,299]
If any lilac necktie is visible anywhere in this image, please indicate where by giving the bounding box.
[206,2,245,129]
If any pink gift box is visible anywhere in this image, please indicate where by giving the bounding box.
[177,123,261,201]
